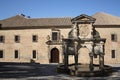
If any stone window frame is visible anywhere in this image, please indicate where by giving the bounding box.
[32,35,38,42]
[14,50,20,59]
[32,50,37,59]
[51,29,60,42]
[0,50,4,59]
[0,35,5,43]
[111,33,117,42]
[15,35,20,43]
[111,50,116,58]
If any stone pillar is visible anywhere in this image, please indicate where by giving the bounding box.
[47,45,50,63]
[89,42,94,71]
[99,41,105,70]
[63,41,68,69]
[89,53,94,71]
[99,53,104,70]
[74,41,78,75]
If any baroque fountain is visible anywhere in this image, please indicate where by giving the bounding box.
[57,14,112,77]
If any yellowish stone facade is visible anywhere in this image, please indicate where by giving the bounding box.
[0,12,120,64]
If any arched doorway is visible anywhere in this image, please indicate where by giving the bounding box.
[78,47,90,64]
[50,48,59,63]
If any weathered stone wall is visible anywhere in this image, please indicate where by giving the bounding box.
[96,26,120,64]
[0,28,71,64]
[0,26,120,64]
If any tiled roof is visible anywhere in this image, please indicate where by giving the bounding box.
[1,12,120,28]
[92,12,120,25]
[0,15,72,28]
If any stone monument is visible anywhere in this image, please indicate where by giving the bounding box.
[57,14,112,76]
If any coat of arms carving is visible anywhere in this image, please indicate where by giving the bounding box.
[79,24,90,38]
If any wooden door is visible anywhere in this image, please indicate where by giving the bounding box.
[51,48,59,63]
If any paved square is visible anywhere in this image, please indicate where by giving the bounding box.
[0,63,120,80]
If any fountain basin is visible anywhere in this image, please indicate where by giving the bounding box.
[57,63,112,77]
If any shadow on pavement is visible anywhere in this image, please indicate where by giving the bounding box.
[0,62,120,79]
[0,62,59,79]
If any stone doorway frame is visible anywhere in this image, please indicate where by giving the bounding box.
[50,48,59,63]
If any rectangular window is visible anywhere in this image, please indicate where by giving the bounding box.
[32,35,38,42]
[0,35,5,43]
[15,50,19,59]
[52,32,59,41]
[111,34,117,42]
[32,50,37,59]
[0,50,3,58]
[15,35,20,43]
[111,50,115,58]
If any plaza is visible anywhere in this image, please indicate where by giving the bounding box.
[0,63,120,80]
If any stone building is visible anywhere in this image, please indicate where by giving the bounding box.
[0,12,120,64]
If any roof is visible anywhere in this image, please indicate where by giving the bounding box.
[92,12,120,25]
[0,12,120,28]
[0,15,72,28]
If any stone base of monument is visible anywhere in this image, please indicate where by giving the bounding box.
[57,63,112,77]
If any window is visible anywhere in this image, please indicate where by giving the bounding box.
[32,35,38,42]
[111,34,117,42]
[0,35,5,43]
[52,32,57,41]
[0,50,3,58]
[32,50,37,59]
[15,35,20,43]
[52,31,60,41]
[15,50,19,59]
[111,50,115,58]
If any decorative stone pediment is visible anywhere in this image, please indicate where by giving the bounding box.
[69,14,96,39]
[71,14,96,23]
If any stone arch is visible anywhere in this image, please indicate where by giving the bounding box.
[78,47,90,64]
[50,48,59,63]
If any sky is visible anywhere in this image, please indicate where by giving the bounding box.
[0,0,120,20]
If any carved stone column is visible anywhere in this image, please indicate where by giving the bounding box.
[74,41,78,75]
[89,42,94,71]
[99,41,105,70]
[89,52,94,71]
[63,41,68,69]
[99,53,104,70]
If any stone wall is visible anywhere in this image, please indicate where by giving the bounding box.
[0,26,120,64]
[96,26,120,64]
[0,28,71,64]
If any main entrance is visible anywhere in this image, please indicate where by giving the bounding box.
[50,48,59,63]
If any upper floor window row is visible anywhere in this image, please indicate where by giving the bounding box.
[0,35,38,43]
[0,32,118,43]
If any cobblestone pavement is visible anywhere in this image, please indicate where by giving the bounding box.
[0,63,120,80]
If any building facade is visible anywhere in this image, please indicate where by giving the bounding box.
[0,12,120,64]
